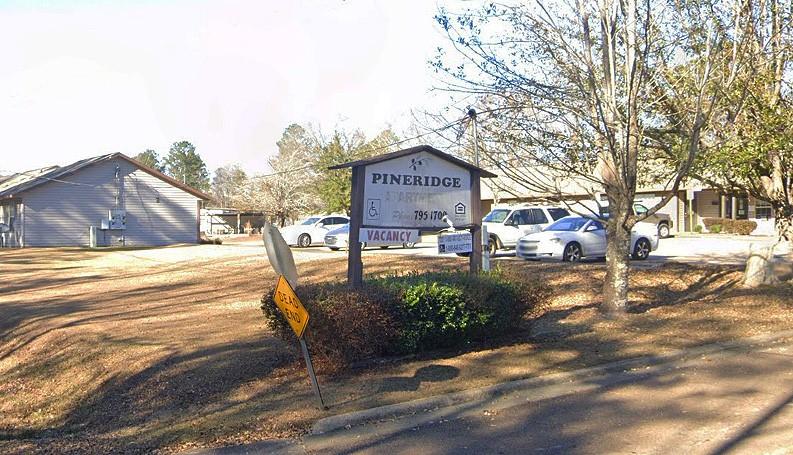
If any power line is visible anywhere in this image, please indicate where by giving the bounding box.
[250,113,473,180]
[2,104,519,187]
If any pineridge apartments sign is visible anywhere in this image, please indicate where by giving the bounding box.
[363,152,472,229]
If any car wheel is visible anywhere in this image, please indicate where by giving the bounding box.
[380,245,389,249]
[297,233,311,248]
[403,242,416,248]
[456,252,471,257]
[487,237,498,256]
[658,223,670,238]
[632,238,651,260]
[563,242,582,262]
[328,247,340,251]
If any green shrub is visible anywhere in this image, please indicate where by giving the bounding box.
[709,224,722,233]
[733,220,757,235]
[260,270,551,372]
[702,218,721,229]
[693,225,703,233]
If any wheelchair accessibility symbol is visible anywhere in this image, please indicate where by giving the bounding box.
[366,199,381,220]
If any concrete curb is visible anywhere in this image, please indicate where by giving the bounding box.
[310,329,793,435]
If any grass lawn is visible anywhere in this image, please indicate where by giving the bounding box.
[1,245,791,453]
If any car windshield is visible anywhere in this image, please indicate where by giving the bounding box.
[483,209,510,223]
[300,217,320,225]
[546,217,589,231]
[547,208,570,221]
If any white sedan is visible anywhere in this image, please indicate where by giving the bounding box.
[324,224,416,250]
[279,215,349,247]
[516,216,659,262]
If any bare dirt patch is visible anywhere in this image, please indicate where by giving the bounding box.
[1,246,791,453]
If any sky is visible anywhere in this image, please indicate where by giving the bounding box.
[0,0,464,176]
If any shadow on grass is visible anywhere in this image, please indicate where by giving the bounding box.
[3,254,792,453]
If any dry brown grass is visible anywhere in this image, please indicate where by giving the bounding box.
[1,246,791,453]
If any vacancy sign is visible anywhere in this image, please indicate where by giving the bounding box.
[363,152,472,229]
[359,228,419,245]
[273,275,310,338]
[438,232,473,254]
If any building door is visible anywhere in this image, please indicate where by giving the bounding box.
[0,201,21,248]
[736,196,749,219]
[681,191,693,231]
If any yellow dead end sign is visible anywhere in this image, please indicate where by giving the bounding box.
[273,275,310,339]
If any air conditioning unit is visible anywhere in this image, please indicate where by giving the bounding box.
[108,209,126,230]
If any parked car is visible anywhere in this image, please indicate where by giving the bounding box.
[516,216,659,262]
[280,215,349,247]
[482,205,571,255]
[600,203,674,238]
[324,224,416,251]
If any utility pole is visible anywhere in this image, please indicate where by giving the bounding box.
[468,108,489,271]
[468,108,479,166]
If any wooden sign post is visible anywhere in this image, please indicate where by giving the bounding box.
[330,145,495,287]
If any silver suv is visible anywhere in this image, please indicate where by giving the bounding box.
[482,205,570,255]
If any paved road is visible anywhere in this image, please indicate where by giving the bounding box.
[301,338,793,455]
[276,234,789,266]
[195,337,793,455]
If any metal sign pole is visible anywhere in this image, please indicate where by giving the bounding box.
[299,337,326,410]
[482,224,490,272]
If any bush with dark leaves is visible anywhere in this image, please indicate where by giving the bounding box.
[261,270,551,372]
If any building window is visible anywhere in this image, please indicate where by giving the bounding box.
[756,200,773,219]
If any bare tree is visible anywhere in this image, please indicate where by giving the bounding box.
[233,125,319,226]
[434,0,745,313]
[211,164,247,208]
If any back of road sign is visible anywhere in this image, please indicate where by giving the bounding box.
[262,223,298,288]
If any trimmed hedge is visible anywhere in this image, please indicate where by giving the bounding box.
[701,217,757,235]
[261,270,551,372]
[733,220,758,235]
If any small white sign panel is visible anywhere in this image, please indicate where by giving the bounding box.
[359,228,419,245]
[363,152,472,229]
[437,232,473,254]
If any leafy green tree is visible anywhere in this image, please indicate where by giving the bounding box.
[163,141,210,192]
[211,164,247,208]
[315,129,399,215]
[134,149,164,172]
[678,0,792,285]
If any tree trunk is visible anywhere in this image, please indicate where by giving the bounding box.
[602,196,633,314]
[775,205,793,243]
[742,242,778,287]
[742,205,792,287]
[603,223,631,314]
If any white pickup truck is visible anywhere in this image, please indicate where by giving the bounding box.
[599,203,674,238]
[482,205,571,255]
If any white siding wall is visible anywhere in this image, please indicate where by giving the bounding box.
[22,158,201,247]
